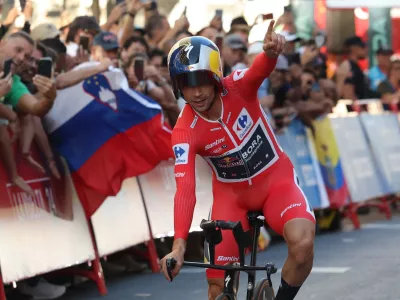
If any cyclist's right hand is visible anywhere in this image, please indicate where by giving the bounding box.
[160,249,184,282]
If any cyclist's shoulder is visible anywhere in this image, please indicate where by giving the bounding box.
[172,105,200,142]
[174,104,197,129]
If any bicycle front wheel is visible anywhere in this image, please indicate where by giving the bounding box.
[253,278,275,300]
[216,293,235,300]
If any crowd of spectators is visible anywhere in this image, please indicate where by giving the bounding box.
[0,0,399,298]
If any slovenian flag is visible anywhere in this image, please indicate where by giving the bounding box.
[44,68,173,217]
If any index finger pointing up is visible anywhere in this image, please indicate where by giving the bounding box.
[264,20,275,43]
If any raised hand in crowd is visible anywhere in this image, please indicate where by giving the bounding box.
[300,45,319,66]
[23,0,33,22]
[119,0,147,47]
[3,7,20,26]
[144,64,180,126]
[157,15,190,52]
[127,0,147,15]
[174,15,190,33]
[210,14,223,32]
[33,75,57,101]
[102,2,127,31]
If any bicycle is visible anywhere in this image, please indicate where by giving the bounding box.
[166,211,278,300]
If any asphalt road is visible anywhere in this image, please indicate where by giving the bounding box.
[56,214,400,300]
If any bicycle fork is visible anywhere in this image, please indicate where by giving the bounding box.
[222,267,240,299]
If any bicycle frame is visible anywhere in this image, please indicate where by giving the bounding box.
[201,213,274,300]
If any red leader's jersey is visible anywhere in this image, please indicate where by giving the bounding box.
[171,53,285,240]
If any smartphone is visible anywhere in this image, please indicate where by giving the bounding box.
[3,58,13,78]
[134,58,145,82]
[215,35,223,51]
[262,13,273,21]
[79,36,90,52]
[215,9,223,18]
[38,57,53,78]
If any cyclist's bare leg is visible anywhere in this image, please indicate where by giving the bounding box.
[276,218,315,299]
[207,278,224,300]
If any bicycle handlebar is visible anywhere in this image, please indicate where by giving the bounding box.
[165,258,278,282]
[200,220,239,231]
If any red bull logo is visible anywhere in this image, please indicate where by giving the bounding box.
[217,156,243,168]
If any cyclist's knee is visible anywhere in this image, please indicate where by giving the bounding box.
[284,219,315,266]
[207,278,224,300]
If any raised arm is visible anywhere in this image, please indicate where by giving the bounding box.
[232,20,285,100]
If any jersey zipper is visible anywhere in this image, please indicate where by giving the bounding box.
[218,118,252,185]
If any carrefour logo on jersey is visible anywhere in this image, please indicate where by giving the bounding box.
[233,108,253,140]
[173,143,189,165]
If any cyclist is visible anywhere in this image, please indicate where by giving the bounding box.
[160,21,316,300]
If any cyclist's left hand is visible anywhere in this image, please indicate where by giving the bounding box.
[160,249,184,282]
[263,20,286,58]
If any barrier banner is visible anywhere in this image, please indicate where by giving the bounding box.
[330,116,387,202]
[0,143,72,220]
[359,113,400,193]
[311,117,350,207]
[0,145,94,283]
[276,119,329,210]
[138,157,213,238]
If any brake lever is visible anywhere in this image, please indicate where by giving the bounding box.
[166,258,177,282]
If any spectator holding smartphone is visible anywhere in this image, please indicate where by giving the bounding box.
[122,52,180,127]
[0,31,57,116]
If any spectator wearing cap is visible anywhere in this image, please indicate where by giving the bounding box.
[222,34,247,76]
[280,31,301,63]
[335,36,371,100]
[229,16,250,44]
[30,23,69,73]
[368,46,394,92]
[91,31,120,67]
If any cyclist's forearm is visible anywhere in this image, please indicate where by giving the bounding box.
[174,189,196,241]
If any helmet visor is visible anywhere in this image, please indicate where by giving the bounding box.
[175,70,215,90]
